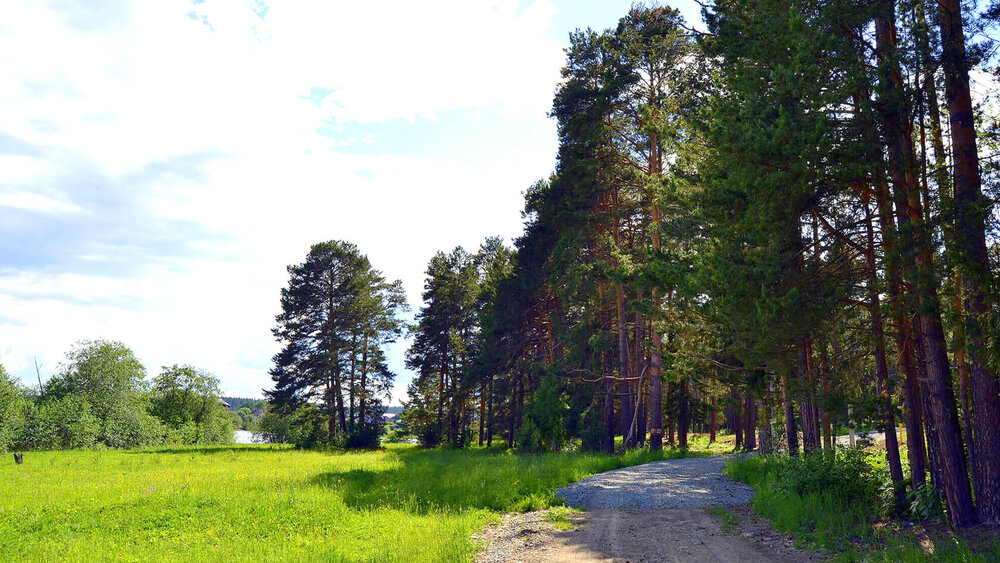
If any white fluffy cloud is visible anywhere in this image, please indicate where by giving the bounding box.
[0,0,570,401]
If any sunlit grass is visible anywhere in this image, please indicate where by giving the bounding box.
[0,442,712,562]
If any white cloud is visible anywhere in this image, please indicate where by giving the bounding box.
[0,191,88,214]
[0,0,563,401]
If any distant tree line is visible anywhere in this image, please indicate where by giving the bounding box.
[400,1,1000,528]
[0,340,234,452]
[221,397,267,430]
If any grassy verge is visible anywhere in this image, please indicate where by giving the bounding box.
[725,453,1000,561]
[0,442,705,562]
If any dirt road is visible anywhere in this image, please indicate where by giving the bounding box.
[475,455,825,562]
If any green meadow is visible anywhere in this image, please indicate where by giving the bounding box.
[0,443,701,562]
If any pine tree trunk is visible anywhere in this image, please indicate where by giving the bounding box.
[798,342,820,453]
[818,346,833,451]
[733,389,743,451]
[635,294,646,447]
[954,284,976,468]
[744,393,757,451]
[359,336,368,429]
[334,365,347,433]
[449,364,459,446]
[710,394,717,444]
[603,352,615,455]
[938,0,1000,524]
[487,375,494,447]
[875,4,975,526]
[648,310,664,450]
[918,0,973,481]
[864,200,906,509]
[616,283,635,448]
[876,178,929,487]
[349,332,357,432]
[516,373,524,438]
[782,368,798,456]
[327,376,337,439]
[438,357,447,437]
[678,379,689,448]
[478,379,486,447]
[760,383,774,454]
[915,320,945,494]
[647,121,665,453]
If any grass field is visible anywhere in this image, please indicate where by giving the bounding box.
[0,442,714,562]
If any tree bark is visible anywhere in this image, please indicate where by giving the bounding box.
[678,379,689,448]
[798,342,820,453]
[876,176,928,488]
[710,394,717,444]
[334,364,347,433]
[875,3,975,526]
[438,356,447,438]
[818,345,833,451]
[782,368,798,456]
[359,335,368,429]
[349,331,357,431]
[486,375,494,447]
[864,200,906,510]
[616,283,635,448]
[478,379,486,447]
[744,393,757,451]
[938,0,1000,524]
[647,130,665,451]
[917,0,974,483]
[733,390,743,451]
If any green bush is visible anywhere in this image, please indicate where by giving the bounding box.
[515,419,544,453]
[382,427,413,444]
[46,395,100,449]
[906,482,945,522]
[516,376,568,453]
[578,403,607,452]
[344,426,381,449]
[257,403,329,448]
[780,447,887,507]
[0,367,26,452]
[150,365,234,445]
[725,448,891,551]
[100,400,164,449]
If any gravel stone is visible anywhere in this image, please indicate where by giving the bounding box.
[556,455,755,510]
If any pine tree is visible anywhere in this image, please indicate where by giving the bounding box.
[268,241,406,447]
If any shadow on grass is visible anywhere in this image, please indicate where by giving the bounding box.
[308,445,714,515]
[126,444,293,455]
[308,447,518,514]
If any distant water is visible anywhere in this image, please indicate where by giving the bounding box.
[234,430,264,444]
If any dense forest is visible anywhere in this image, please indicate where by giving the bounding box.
[397,0,1000,528]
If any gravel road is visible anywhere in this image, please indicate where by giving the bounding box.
[475,453,825,562]
[557,454,755,510]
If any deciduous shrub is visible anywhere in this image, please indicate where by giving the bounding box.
[0,366,26,453]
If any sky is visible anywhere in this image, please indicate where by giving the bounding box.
[0,0,703,404]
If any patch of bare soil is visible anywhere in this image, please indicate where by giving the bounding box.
[474,505,828,563]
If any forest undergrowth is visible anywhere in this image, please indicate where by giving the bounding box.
[725,452,1000,562]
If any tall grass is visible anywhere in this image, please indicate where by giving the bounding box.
[0,443,697,562]
[725,451,1000,561]
[725,450,886,551]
